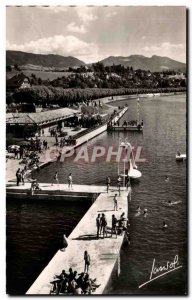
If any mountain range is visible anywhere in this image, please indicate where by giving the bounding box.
[6,50,85,68]
[6,51,186,72]
[99,55,186,72]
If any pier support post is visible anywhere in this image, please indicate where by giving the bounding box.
[117,254,121,277]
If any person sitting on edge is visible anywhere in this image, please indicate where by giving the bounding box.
[119,212,127,229]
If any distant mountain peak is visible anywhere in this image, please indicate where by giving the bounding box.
[99,55,186,72]
[6,50,186,73]
[6,50,85,68]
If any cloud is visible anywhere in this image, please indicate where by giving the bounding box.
[106,11,117,18]
[161,42,184,49]
[65,7,98,37]
[142,45,161,52]
[6,35,100,63]
[67,22,86,34]
[141,42,184,52]
[141,35,146,40]
[38,6,68,14]
[75,7,97,25]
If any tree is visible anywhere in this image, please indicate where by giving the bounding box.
[14,64,21,71]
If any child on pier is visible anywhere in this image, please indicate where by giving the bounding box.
[84,251,90,273]
[106,176,110,193]
[52,171,59,187]
[68,173,73,190]
[113,194,118,211]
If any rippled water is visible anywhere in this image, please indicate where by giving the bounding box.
[6,199,91,294]
[6,94,187,295]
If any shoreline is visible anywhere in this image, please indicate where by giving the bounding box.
[6,106,128,184]
[104,91,186,104]
[6,91,185,184]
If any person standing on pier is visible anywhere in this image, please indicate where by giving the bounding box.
[68,173,73,190]
[96,214,101,238]
[21,169,26,185]
[111,215,118,238]
[113,194,118,211]
[106,176,110,193]
[52,171,59,187]
[101,214,108,238]
[16,168,21,186]
[84,250,91,273]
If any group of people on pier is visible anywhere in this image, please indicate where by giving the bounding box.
[108,119,144,128]
[96,212,130,239]
[51,172,73,189]
[107,175,132,198]
[16,167,27,186]
[50,251,100,295]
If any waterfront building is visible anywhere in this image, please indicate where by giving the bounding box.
[6,107,80,138]
[6,73,31,91]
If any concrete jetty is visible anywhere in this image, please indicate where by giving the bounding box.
[25,185,130,295]
[6,183,109,200]
[111,106,128,124]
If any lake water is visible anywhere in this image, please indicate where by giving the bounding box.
[6,94,187,295]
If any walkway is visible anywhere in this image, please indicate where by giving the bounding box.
[25,185,129,294]
[6,104,126,184]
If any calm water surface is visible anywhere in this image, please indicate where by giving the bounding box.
[6,94,187,295]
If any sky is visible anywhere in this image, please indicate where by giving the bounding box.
[6,6,186,63]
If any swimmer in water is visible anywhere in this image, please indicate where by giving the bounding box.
[135,206,142,217]
[163,200,181,206]
[143,209,148,217]
[162,221,168,229]
[136,206,142,212]
[165,176,169,182]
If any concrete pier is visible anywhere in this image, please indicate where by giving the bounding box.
[6,183,109,200]
[25,185,130,295]
[111,106,128,124]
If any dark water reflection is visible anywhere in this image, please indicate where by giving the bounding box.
[6,199,91,295]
